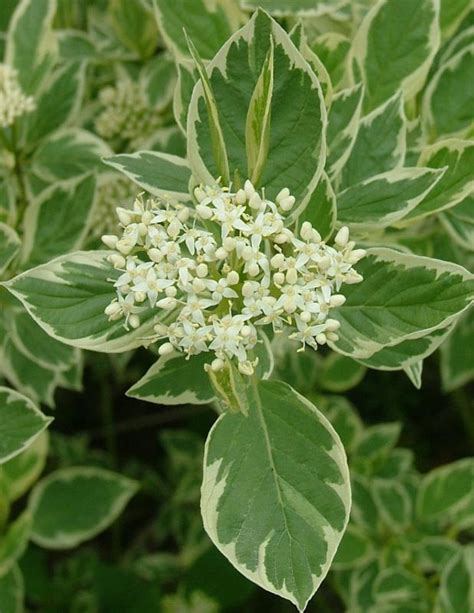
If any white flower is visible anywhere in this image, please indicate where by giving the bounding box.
[103,180,365,373]
[0,64,35,128]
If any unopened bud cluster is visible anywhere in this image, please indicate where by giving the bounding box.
[91,176,135,239]
[0,64,35,128]
[95,80,162,147]
[103,180,365,375]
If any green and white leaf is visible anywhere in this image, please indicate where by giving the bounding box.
[435,545,474,613]
[153,0,238,61]
[326,83,364,180]
[240,0,349,17]
[0,511,31,577]
[372,479,412,531]
[173,60,197,133]
[25,62,85,145]
[21,174,96,267]
[33,128,112,183]
[350,0,440,111]
[331,524,374,570]
[5,0,57,95]
[0,224,20,275]
[440,194,474,252]
[331,248,474,359]
[337,167,446,228]
[423,44,474,139]
[187,9,327,218]
[440,308,474,391]
[0,387,51,464]
[417,458,474,525]
[0,566,24,613]
[340,92,406,190]
[352,422,401,466]
[296,171,336,241]
[3,251,162,353]
[127,352,215,406]
[57,30,97,62]
[402,139,474,223]
[201,379,350,611]
[109,0,158,60]
[372,566,427,609]
[0,432,48,502]
[317,353,366,393]
[312,32,351,89]
[142,53,176,110]
[28,467,139,549]
[318,395,363,452]
[413,536,461,573]
[104,151,192,201]
[439,0,472,39]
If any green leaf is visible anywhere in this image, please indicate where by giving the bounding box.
[318,395,363,452]
[28,467,139,549]
[186,32,230,184]
[0,511,31,577]
[0,387,51,465]
[0,224,20,275]
[337,167,446,228]
[142,53,176,110]
[109,0,158,59]
[440,308,474,391]
[5,0,57,94]
[340,92,405,190]
[0,566,23,613]
[331,248,474,359]
[326,83,364,180]
[436,545,474,613]
[104,151,192,201]
[296,171,336,241]
[402,139,474,223]
[173,60,197,133]
[440,0,472,39]
[372,479,412,531]
[350,475,380,534]
[372,567,427,608]
[245,39,274,186]
[317,353,366,393]
[332,525,374,570]
[241,0,347,16]
[312,32,351,89]
[0,432,48,502]
[440,194,474,252]
[127,352,215,406]
[417,458,474,525]
[201,379,350,611]
[153,0,237,60]
[412,536,461,573]
[352,423,401,465]
[25,62,85,145]
[350,0,440,111]
[187,9,327,217]
[57,30,97,61]
[21,174,97,267]
[3,251,161,353]
[33,128,112,182]
[423,44,474,139]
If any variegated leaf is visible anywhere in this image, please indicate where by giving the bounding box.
[21,174,96,268]
[201,379,350,611]
[0,511,31,577]
[440,0,472,39]
[173,60,197,134]
[317,353,366,393]
[350,0,440,111]
[312,32,351,89]
[109,0,158,60]
[423,44,474,139]
[337,167,446,228]
[296,171,336,241]
[3,251,161,353]
[0,387,51,464]
[339,92,406,190]
[0,224,20,275]
[326,83,364,180]
[403,139,474,223]
[104,151,192,201]
[371,479,412,531]
[0,566,24,613]
[5,0,57,94]
[25,62,85,145]
[33,128,112,182]
[240,0,348,16]
[332,524,375,570]
[0,432,48,502]
[331,248,474,359]
[440,308,474,391]
[29,467,138,549]
[142,53,176,110]
[440,194,474,252]
[435,545,474,613]
[153,0,238,60]
[187,9,327,218]
[417,458,474,525]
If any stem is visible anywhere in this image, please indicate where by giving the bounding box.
[10,123,29,230]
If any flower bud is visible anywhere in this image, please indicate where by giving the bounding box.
[129,314,140,329]
[211,357,225,372]
[273,272,285,285]
[325,318,341,332]
[215,247,227,260]
[159,342,174,356]
[148,248,163,263]
[242,281,254,297]
[248,263,260,277]
[223,237,236,251]
[156,297,177,310]
[194,186,206,202]
[286,268,298,285]
[108,254,125,269]
[276,187,290,204]
[271,253,285,269]
[165,286,177,297]
[300,311,311,323]
[134,291,147,303]
[117,208,132,226]
[330,294,346,307]
[102,234,118,249]
[196,263,208,278]
[244,179,255,199]
[235,189,247,204]
[227,271,239,285]
[335,226,349,248]
[196,204,212,219]
[249,193,262,210]
[279,196,295,211]
[316,333,327,345]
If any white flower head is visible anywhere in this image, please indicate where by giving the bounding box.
[0,64,35,128]
[103,179,365,374]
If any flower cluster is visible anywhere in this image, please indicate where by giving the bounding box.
[0,64,35,128]
[95,80,162,147]
[90,176,135,239]
[103,181,365,375]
